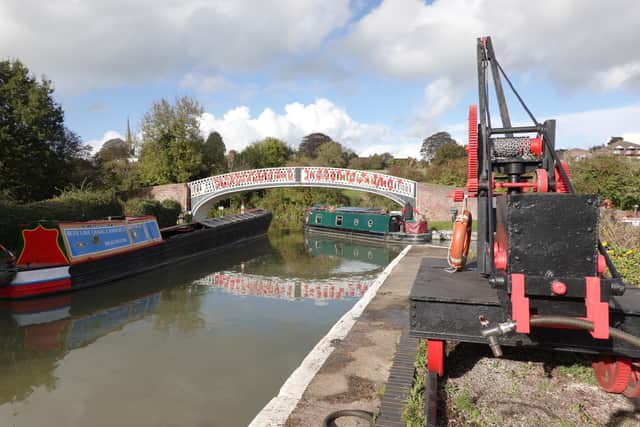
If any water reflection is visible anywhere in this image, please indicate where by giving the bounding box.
[199,272,372,302]
[0,233,401,426]
[0,238,273,407]
[304,234,400,274]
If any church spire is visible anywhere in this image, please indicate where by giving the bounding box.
[125,116,133,155]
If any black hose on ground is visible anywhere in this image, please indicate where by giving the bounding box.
[321,409,374,427]
[529,316,640,348]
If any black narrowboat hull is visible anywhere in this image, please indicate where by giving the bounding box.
[304,224,431,244]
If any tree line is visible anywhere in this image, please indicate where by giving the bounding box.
[2,58,638,211]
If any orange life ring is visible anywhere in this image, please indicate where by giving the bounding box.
[449,210,472,271]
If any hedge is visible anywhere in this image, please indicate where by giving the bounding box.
[0,191,123,251]
[124,198,182,228]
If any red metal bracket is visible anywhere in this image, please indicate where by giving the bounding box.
[597,255,606,275]
[448,189,465,202]
[585,276,609,339]
[426,339,444,376]
[511,273,530,333]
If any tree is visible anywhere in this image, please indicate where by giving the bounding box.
[299,133,332,158]
[238,137,292,169]
[422,141,467,186]
[0,60,88,201]
[367,154,385,170]
[432,142,466,166]
[420,131,457,163]
[226,149,238,171]
[96,138,130,163]
[313,141,348,168]
[138,97,204,185]
[95,137,137,190]
[202,131,227,175]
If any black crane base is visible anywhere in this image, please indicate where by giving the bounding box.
[409,257,640,359]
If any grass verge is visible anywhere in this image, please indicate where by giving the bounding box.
[402,339,427,426]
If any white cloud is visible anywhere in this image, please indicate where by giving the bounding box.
[0,0,351,92]
[344,0,640,90]
[552,104,640,149]
[85,130,123,153]
[410,78,464,138]
[179,73,232,93]
[199,98,420,156]
[598,61,640,90]
[622,133,640,144]
[90,99,639,163]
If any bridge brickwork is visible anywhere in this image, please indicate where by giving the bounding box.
[415,182,478,221]
[127,183,189,210]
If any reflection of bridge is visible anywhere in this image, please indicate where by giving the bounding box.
[195,272,372,302]
[188,167,417,220]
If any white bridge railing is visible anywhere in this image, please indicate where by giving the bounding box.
[188,167,416,200]
[189,167,295,197]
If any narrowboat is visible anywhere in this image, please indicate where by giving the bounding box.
[303,206,430,243]
[0,209,272,299]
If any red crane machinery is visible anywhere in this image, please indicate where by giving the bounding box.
[410,36,640,422]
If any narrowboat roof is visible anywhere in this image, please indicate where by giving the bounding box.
[310,206,395,215]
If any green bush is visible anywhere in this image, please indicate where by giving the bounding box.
[124,198,181,228]
[604,244,640,286]
[599,212,640,286]
[0,190,123,251]
[571,156,640,210]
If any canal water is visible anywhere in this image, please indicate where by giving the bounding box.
[0,232,402,427]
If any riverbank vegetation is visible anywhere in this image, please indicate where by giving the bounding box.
[0,190,121,250]
[0,190,182,251]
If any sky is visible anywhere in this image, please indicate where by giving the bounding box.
[2,0,640,158]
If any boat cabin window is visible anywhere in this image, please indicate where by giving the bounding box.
[389,215,401,232]
[315,215,322,224]
[367,219,374,228]
[335,215,343,226]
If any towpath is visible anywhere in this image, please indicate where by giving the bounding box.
[282,245,443,426]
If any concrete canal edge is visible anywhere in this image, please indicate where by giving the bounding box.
[250,244,446,426]
[249,245,412,427]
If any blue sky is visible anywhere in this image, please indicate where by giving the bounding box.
[3,0,640,157]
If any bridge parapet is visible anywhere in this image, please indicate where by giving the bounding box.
[299,167,415,199]
[189,167,296,198]
[188,167,417,220]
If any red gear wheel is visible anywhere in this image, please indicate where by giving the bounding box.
[624,363,640,397]
[535,169,549,193]
[466,105,479,195]
[555,161,571,193]
[593,357,632,393]
[529,135,543,156]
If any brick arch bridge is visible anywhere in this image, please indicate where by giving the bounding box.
[188,167,417,220]
[132,169,477,222]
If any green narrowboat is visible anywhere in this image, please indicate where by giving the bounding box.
[303,206,430,243]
